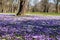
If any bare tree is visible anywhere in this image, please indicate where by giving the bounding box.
[17,0,28,15]
[54,0,60,13]
[41,0,49,12]
[0,0,3,12]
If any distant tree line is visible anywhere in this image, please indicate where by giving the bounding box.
[0,0,29,15]
[29,0,60,13]
[0,0,60,15]
[0,0,19,13]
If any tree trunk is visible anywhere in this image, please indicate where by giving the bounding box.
[56,0,59,13]
[42,0,49,12]
[17,0,28,15]
[43,5,46,12]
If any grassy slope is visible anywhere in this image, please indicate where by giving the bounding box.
[26,12,60,16]
[0,12,60,16]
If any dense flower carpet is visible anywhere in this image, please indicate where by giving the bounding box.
[0,15,60,40]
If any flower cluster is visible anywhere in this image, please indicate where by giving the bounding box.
[0,15,60,40]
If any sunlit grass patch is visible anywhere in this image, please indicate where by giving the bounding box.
[0,12,60,16]
[26,12,60,16]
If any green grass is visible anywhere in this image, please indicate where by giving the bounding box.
[0,12,60,16]
[26,12,60,16]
